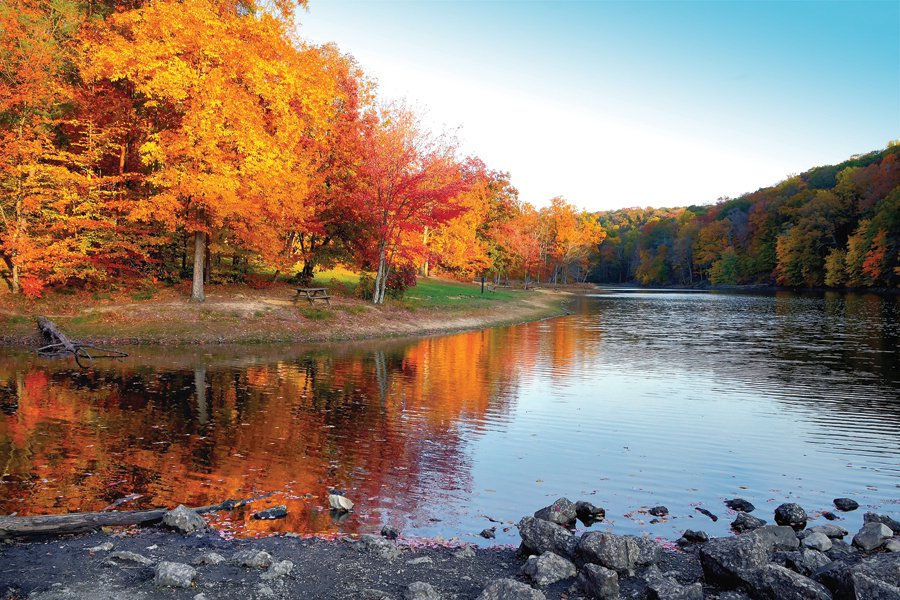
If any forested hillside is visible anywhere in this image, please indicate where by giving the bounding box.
[591,145,899,288]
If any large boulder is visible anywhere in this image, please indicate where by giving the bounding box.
[476,579,546,600]
[814,553,900,598]
[805,525,848,540]
[802,532,833,552]
[517,517,577,557]
[699,534,769,588]
[161,505,208,534]
[863,512,900,535]
[781,549,832,577]
[633,535,662,566]
[521,552,576,587]
[751,525,801,551]
[534,498,577,526]
[643,565,703,600]
[578,564,619,599]
[732,512,767,533]
[852,522,893,551]
[743,564,832,600]
[774,503,808,531]
[577,531,640,573]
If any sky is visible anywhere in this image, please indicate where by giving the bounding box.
[297,1,899,212]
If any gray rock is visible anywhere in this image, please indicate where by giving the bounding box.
[813,552,900,597]
[253,505,288,520]
[87,542,114,553]
[154,561,196,588]
[476,578,546,600]
[679,530,708,544]
[454,546,476,559]
[774,503,808,531]
[232,549,274,568]
[751,525,801,551]
[192,551,226,566]
[725,498,756,513]
[699,534,769,587]
[406,556,434,566]
[577,531,640,573]
[381,525,400,540]
[328,493,354,512]
[643,565,703,600]
[648,506,669,517]
[575,501,605,524]
[517,516,577,557]
[260,560,293,581]
[578,564,619,599]
[534,497,577,526]
[256,583,275,598]
[853,522,893,551]
[358,589,395,600]
[716,594,753,600]
[802,532,833,552]
[833,498,859,512]
[633,535,661,566]
[403,582,441,600]
[359,534,401,561]
[782,549,832,577]
[732,512,767,533]
[850,573,900,599]
[806,524,848,539]
[824,539,858,561]
[743,564,831,600]
[521,552,577,587]
[885,539,900,552]
[108,550,154,566]
[162,504,208,534]
[480,527,497,539]
[864,512,900,535]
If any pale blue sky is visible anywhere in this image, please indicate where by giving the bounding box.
[298,1,899,211]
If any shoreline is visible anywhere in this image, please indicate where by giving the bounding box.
[0,284,575,349]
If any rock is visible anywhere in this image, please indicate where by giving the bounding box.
[381,525,400,540]
[521,552,577,587]
[833,498,859,512]
[782,549,832,577]
[643,565,703,600]
[699,534,768,587]
[577,531,640,573]
[256,583,275,598]
[575,501,606,525]
[358,534,401,561]
[648,506,669,517]
[108,550,154,566]
[751,525,801,551]
[680,530,708,544]
[743,564,831,600]
[824,539,858,561]
[154,561,196,588]
[480,527,497,539]
[850,573,900,599]
[517,516,577,557]
[774,503,808,531]
[694,507,718,521]
[725,498,756,513]
[232,549,274,568]
[534,498,577,526]
[407,557,433,565]
[821,511,839,521]
[328,493,354,512]
[252,505,288,520]
[192,552,225,566]
[885,539,900,552]
[732,512,767,533]
[87,542,114,553]
[162,505,208,534]
[813,552,900,597]
[864,512,900,535]
[476,578,546,600]
[806,524,848,539]
[802,532,833,552]
[260,560,293,581]
[453,546,476,559]
[578,564,619,599]
[716,594,753,600]
[403,582,441,600]
[358,589,395,600]
[852,522,893,551]
[633,535,661,566]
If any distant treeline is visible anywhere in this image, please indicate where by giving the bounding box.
[590,144,899,289]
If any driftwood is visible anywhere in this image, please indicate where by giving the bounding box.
[0,496,265,539]
[36,316,128,368]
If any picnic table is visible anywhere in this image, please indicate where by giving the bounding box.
[294,287,331,305]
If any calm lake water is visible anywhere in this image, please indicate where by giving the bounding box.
[1,290,898,544]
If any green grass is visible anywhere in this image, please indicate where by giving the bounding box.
[401,278,519,309]
[298,306,333,320]
[131,290,155,301]
[4,315,30,326]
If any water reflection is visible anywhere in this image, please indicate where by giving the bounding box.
[0,291,897,543]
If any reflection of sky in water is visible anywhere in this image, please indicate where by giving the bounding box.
[0,291,897,544]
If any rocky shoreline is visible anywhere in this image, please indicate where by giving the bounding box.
[2,496,899,599]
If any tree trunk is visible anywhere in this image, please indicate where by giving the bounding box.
[191,231,206,302]
[373,240,387,305]
[203,238,211,285]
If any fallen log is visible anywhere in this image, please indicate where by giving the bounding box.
[0,496,264,539]
[36,316,128,368]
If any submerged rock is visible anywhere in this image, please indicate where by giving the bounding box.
[648,506,669,517]
[832,498,859,512]
[162,505,208,534]
[774,503,808,531]
[694,507,718,522]
[154,561,196,588]
[480,527,496,540]
[252,505,288,520]
[725,498,756,513]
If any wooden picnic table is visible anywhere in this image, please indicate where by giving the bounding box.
[294,287,331,305]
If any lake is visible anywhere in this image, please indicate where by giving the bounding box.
[1,290,897,544]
